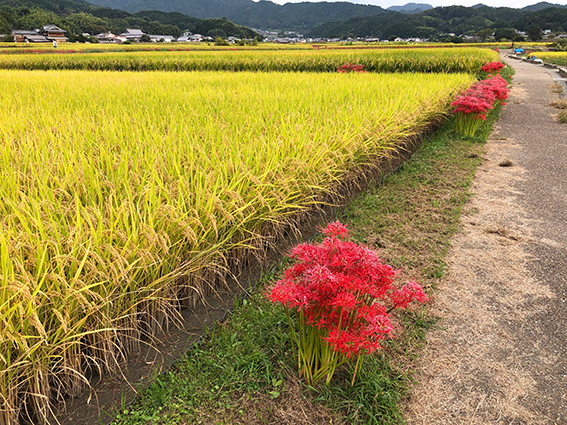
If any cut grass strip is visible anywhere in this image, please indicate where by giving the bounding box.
[112,100,504,425]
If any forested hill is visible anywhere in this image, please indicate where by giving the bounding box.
[307,4,567,40]
[0,0,260,39]
[84,0,388,32]
[81,0,567,34]
[521,1,567,11]
[3,0,567,41]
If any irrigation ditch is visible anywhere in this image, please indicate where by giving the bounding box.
[54,120,444,425]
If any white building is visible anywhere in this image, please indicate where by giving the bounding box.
[118,29,145,42]
[149,35,176,42]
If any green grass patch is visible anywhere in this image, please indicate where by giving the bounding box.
[111,89,506,425]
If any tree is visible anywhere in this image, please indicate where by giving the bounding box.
[139,34,151,42]
[475,28,493,41]
[63,12,107,35]
[527,25,543,42]
[494,27,516,41]
[17,7,61,30]
[214,36,229,46]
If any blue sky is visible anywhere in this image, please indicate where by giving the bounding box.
[264,0,567,9]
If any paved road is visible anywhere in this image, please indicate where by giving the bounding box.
[497,55,567,423]
[405,53,566,424]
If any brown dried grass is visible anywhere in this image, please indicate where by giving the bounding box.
[548,99,567,109]
[403,137,555,425]
[193,374,344,425]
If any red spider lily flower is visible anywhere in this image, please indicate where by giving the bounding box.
[268,221,429,385]
[389,281,430,309]
[452,71,510,136]
[324,220,349,239]
[337,63,366,73]
[481,61,505,74]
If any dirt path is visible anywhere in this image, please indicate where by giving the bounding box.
[403,53,567,424]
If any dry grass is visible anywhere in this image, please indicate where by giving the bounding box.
[550,83,564,94]
[195,374,344,425]
[557,110,567,123]
[548,99,567,109]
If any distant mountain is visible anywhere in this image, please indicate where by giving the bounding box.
[521,1,567,11]
[387,3,433,14]
[13,0,566,38]
[81,0,567,33]
[0,0,91,12]
[308,3,567,40]
[83,0,388,31]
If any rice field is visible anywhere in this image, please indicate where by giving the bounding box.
[0,68,475,424]
[0,41,511,55]
[532,51,567,66]
[0,42,315,54]
[0,47,498,73]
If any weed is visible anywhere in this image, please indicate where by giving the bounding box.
[550,83,564,94]
[549,99,567,109]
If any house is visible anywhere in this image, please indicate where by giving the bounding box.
[12,30,49,43]
[43,25,68,43]
[118,29,145,42]
[149,35,176,42]
[95,32,117,43]
[179,33,204,42]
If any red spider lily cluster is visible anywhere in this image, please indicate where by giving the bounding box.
[452,75,509,120]
[336,63,366,73]
[481,61,505,74]
[268,221,428,385]
[452,66,510,136]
